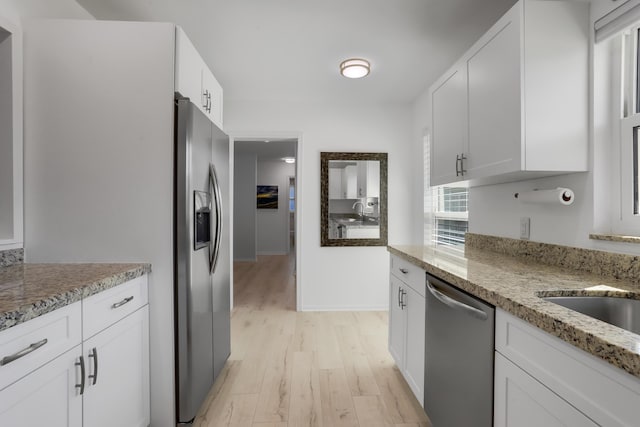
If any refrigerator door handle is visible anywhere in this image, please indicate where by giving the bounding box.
[209,163,223,274]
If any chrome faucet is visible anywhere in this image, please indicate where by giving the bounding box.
[352,200,365,217]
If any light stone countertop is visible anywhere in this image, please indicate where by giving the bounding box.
[388,244,640,379]
[0,263,151,331]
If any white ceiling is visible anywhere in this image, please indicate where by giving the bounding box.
[76,0,517,104]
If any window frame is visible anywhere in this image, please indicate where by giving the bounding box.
[615,27,640,234]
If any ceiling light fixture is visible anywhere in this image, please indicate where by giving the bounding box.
[282,157,296,164]
[340,58,370,79]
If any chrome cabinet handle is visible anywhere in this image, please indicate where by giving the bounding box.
[399,268,409,274]
[459,153,467,176]
[426,282,487,320]
[75,355,86,395]
[397,286,402,308]
[455,154,461,176]
[111,296,134,309]
[88,347,98,385]
[207,92,212,112]
[0,338,48,366]
[202,89,209,109]
[401,290,407,309]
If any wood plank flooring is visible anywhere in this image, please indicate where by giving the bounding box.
[194,254,430,427]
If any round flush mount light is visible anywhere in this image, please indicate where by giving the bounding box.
[339,58,370,79]
[282,157,296,164]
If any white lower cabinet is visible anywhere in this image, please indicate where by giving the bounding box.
[83,306,150,427]
[495,309,640,426]
[0,345,83,427]
[0,275,150,427]
[388,255,425,406]
[494,352,597,427]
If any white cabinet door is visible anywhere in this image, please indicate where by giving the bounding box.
[342,165,357,198]
[366,161,380,198]
[0,345,82,427]
[494,353,597,427]
[467,11,521,179]
[83,306,150,427]
[403,284,425,406]
[175,27,205,112]
[202,68,224,129]
[388,276,405,368]
[328,168,342,199]
[431,65,467,186]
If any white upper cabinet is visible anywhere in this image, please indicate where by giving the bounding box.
[430,0,589,186]
[0,15,22,249]
[431,64,468,185]
[175,27,223,130]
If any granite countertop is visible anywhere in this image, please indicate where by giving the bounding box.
[388,244,640,379]
[330,214,379,227]
[0,263,151,332]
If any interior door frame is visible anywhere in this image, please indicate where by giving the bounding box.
[229,131,302,312]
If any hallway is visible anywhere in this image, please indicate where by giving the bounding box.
[194,255,430,426]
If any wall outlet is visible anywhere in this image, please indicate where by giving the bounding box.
[520,217,530,240]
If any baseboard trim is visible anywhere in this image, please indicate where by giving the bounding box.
[300,305,388,312]
[256,251,288,256]
[234,257,257,262]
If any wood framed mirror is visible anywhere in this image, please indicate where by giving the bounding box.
[320,152,387,246]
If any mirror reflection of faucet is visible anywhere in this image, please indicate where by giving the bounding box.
[352,200,365,217]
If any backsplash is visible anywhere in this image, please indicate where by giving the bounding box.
[465,233,640,283]
[0,248,24,268]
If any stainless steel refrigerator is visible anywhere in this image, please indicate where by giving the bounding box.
[174,96,230,424]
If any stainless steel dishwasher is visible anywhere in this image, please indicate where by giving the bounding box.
[424,273,495,427]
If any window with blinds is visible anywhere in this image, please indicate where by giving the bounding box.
[423,131,469,250]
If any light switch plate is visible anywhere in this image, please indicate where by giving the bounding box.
[520,217,530,240]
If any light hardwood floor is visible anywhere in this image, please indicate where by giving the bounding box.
[194,254,430,427]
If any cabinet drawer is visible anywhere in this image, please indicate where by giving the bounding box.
[82,275,148,339]
[390,255,425,297]
[0,302,81,390]
[496,309,640,426]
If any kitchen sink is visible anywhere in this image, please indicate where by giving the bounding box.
[542,296,640,335]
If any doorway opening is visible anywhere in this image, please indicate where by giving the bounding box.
[231,135,301,311]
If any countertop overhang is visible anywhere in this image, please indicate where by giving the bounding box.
[388,244,640,379]
[0,263,151,331]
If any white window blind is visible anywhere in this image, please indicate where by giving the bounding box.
[423,131,468,250]
[596,0,640,42]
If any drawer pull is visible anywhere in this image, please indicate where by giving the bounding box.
[111,296,134,309]
[399,268,409,274]
[88,347,98,385]
[0,338,48,366]
[75,355,86,395]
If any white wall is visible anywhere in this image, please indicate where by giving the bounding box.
[233,151,257,261]
[0,0,92,23]
[257,159,294,255]
[226,100,414,310]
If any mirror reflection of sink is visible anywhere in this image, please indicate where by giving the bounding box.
[542,296,640,335]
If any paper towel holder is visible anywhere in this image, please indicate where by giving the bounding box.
[514,187,575,205]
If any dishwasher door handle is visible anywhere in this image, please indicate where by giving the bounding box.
[426,282,488,321]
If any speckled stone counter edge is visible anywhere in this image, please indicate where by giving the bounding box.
[0,248,24,268]
[388,246,640,379]
[465,233,640,282]
[0,264,151,332]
